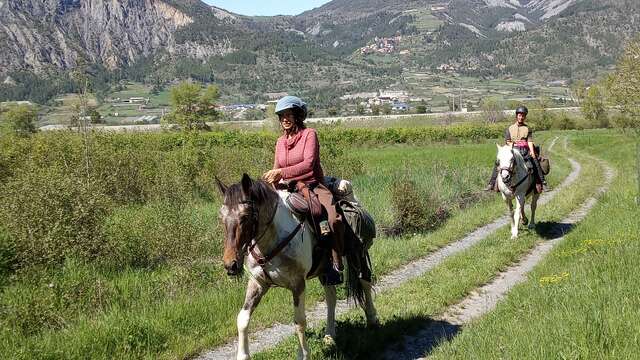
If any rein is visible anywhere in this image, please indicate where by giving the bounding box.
[242,199,304,267]
[500,149,531,191]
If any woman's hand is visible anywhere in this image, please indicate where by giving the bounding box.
[263,169,283,184]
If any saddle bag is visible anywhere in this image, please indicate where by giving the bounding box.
[338,200,376,250]
[535,145,550,175]
[540,157,550,175]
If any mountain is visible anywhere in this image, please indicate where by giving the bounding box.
[0,0,637,104]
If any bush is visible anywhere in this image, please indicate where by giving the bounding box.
[0,166,113,269]
[385,175,446,236]
[102,201,218,268]
[0,225,16,280]
[550,113,576,130]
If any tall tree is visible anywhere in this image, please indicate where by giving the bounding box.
[606,37,640,127]
[168,82,220,130]
[581,85,608,128]
[2,105,37,136]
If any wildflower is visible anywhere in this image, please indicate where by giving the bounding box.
[539,272,570,286]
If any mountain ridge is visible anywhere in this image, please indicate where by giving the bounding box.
[0,0,637,104]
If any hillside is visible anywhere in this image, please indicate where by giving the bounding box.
[0,0,637,105]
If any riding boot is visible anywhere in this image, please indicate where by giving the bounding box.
[532,158,547,191]
[331,220,345,272]
[485,162,498,191]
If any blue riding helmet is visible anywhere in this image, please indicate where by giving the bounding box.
[275,96,308,119]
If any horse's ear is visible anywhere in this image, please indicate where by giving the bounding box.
[241,173,253,196]
[215,176,227,195]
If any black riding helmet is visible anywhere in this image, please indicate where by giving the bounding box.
[515,106,528,115]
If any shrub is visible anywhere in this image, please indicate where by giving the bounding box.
[0,166,113,269]
[550,113,576,130]
[0,225,16,280]
[385,175,446,236]
[102,201,219,268]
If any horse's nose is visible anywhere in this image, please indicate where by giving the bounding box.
[225,260,239,275]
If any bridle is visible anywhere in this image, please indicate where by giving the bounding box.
[499,148,529,191]
[236,199,278,256]
[237,197,303,267]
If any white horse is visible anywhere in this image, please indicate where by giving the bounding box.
[216,174,379,360]
[495,144,540,239]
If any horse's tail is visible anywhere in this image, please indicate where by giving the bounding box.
[345,247,374,306]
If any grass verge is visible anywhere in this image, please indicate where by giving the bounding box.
[429,129,639,359]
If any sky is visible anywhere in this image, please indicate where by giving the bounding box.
[204,0,332,16]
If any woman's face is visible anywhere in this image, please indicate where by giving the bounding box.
[279,109,296,131]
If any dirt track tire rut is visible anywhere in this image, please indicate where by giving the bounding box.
[382,151,615,360]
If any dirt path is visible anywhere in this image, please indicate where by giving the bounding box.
[196,137,578,360]
[382,157,615,360]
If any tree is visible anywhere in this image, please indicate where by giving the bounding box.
[480,97,505,123]
[3,105,37,136]
[382,103,392,115]
[570,80,587,106]
[606,37,640,128]
[88,107,103,124]
[415,104,427,114]
[581,85,608,128]
[168,82,220,130]
[356,104,365,115]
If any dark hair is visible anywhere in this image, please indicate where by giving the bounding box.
[279,107,306,133]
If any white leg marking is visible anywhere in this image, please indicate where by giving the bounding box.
[294,290,309,360]
[236,279,267,360]
[512,196,523,239]
[237,309,251,360]
[323,285,337,344]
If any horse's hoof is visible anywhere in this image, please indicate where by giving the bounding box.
[528,223,536,230]
[511,235,518,240]
[521,217,529,226]
[323,335,336,347]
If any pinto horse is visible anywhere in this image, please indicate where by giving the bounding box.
[216,174,378,360]
[495,144,540,239]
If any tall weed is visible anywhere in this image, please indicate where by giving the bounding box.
[0,166,112,269]
[385,174,447,236]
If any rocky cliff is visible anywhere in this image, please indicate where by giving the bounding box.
[0,0,234,73]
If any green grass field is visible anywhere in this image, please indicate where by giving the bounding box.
[429,130,639,359]
[0,129,634,359]
[0,135,514,359]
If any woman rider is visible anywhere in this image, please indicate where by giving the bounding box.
[262,96,344,285]
[485,106,547,192]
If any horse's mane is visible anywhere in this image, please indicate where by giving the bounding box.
[224,178,278,207]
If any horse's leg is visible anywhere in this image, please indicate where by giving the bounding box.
[529,193,539,229]
[520,198,528,226]
[512,195,523,239]
[237,278,268,360]
[323,285,337,345]
[293,284,310,360]
[505,197,516,239]
[359,279,379,327]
